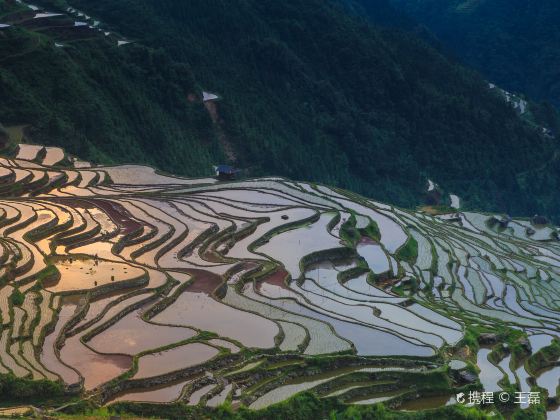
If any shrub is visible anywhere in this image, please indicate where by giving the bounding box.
[396,236,419,264]
[10,289,25,307]
[0,374,64,402]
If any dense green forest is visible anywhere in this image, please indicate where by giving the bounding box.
[3,0,560,220]
[0,1,222,173]
[338,0,417,29]
[390,0,560,108]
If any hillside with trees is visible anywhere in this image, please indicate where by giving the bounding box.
[2,0,559,219]
[390,0,560,108]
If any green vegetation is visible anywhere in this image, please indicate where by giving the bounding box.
[35,264,60,284]
[109,392,495,420]
[4,0,559,221]
[359,221,382,242]
[390,0,560,108]
[2,3,560,419]
[9,288,25,307]
[395,236,418,264]
[0,122,7,146]
[1,152,559,417]
[456,325,528,357]
[511,404,548,420]
[0,11,222,175]
[527,339,560,373]
[340,215,361,247]
[0,374,64,403]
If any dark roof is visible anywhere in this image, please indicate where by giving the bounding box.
[216,165,236,173]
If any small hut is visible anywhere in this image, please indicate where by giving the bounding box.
[214,165,238,180]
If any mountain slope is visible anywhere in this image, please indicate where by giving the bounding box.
[3,0,559,220]
[0,1,222,174]
[390,0,560,108]
[337,0,417,29]
[1,143,559,417]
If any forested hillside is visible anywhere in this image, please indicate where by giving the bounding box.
[0,1,222,173]
[390,0,560,108]
[338,0,416,29]
[3,0,560,219]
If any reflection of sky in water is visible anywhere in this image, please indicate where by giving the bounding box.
[537,366,560,396]
[357,242,389,273]
[153,291,278,348]
[477,348,503,392]
[89,307,196,355]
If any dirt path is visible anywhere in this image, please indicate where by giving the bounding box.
[204,100,237,162]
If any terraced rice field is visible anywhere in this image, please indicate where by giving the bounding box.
[1,144,560,415]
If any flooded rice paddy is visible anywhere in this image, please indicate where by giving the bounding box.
[134,343,219,379]
[1,144,560,414]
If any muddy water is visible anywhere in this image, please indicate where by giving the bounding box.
[72,292,126,330]
[186,270,223,293]
[134,343,219,379]
[74,292,151,338]
[90,199,141,235]
[42,147,64,166]
[208,339,240,354]
[108,378,194,404]
[88,306,196,356]
[152,270,278,348]
[39,302,81,385]
[47,257,144,292]
[60,334,132,390]
[100,165,213,186]
[16,144,43,161]
[261,269,290,290]
[227,262,259,285]
[70,241,118,261]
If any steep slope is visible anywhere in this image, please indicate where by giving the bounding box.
[337,0,417,29]
[3,0,559,220]
[1,143,560,417]
[390,0,560,108]
[0,1,222,175]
